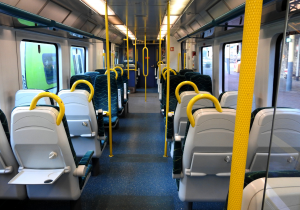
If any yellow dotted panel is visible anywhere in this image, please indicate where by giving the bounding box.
[227,0,263,209]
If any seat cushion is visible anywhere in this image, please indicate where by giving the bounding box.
[190,75,212,94]
[0,109,10,142]
[103,116,118,125]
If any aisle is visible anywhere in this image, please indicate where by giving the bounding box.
[81,89,225,210]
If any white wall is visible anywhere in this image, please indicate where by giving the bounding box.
[167,36,181,70]
[0,25,103,125]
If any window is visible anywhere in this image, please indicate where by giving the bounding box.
[70,46,86,76]
[223,42,242,91]
[273,34,300,109]
[20,41,58,94]
[201,46,213,79]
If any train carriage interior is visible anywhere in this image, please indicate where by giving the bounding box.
[1,0,300,209]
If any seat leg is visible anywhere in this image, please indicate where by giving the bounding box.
[183,202,193,210]
[70,197,82,210]
[91,158,100,176]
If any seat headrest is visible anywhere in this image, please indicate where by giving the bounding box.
[15,89,52,106]
[70,75,92,93]
[190,75,212,93]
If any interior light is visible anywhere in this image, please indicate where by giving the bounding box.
[160,25,171,31]
[170,0,190,15]
[115,25,127,31]
[162,16,178,25]
[80,0,115,15]
[107,16,123,25]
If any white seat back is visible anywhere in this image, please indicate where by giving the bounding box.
[179,108,236,202]
[58,90,103,158]
[174,91,213,136]
[10,106,82,200]
[220,91,256,111]
[15,89,52,106]
[0,110,26,199]
[247,108,300,171]
[241,177,300,210]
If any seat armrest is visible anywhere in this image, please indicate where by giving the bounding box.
[0,156,13,174]
[78,150,94,166]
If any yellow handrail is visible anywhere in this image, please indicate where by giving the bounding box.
[175,81,199,104]
[105,69,118,80]
[143,34,149,102]
[164,1,170,157]
[162,69,177,80]
[70,80,94,102]
[114,66,123,76]
[162,67,169,75]
[29,92,65,126]
[187,94,222,127]
[177,53,181,72]
[105,1,113,157]
[103,53,106,69]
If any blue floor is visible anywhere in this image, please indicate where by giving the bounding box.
[0,94,225,210]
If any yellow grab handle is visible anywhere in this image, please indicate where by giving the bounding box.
[29,92,65,126]
[70,80,94,103]
[114,66,124,76]
[187,94,222,127]
[175,81,199,104]
[105,69,118,79]
[157,61,164,66]
[162,67,169,74]
[163,69,177,80]
[142,47,149,77]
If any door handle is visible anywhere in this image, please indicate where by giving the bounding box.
[151,65,154,67]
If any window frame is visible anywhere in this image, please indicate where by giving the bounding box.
[70,45,87,75]
[21,39,60,94]
[200,45,213,75]
[272,34,283,106]
[222,40,243,92]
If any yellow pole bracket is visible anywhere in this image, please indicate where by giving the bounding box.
[143,34,149,102]
[70,80,94,103]
[29,92,65,126]
[175,81,199,104]
[187,94,222,127]
[105,69,118,80]
[162,69,177,80]
[114,66,124,76]
[227,0,263,209]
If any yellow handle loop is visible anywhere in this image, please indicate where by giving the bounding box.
[29,92,65,126]
[70,80,94,103]
[105,69,118,80]
[163,69,177,80]
[187,94,222,127]
[157,61,164,66]
[162,67,169,74]
[175,81,199,104]
[114,66,123,76]
[142,47,149,77]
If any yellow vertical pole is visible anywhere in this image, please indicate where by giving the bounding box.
[135,31,137,72]
[177,53,181,72]
[156,49,158,62]
[105,1,113,157]
[227,0,263,209]
[184,53,186,69]
[159,29,162,79]
[163,1,170,157]
[142,34,149,102]
[126,19,129,80]
[103,53,106,69]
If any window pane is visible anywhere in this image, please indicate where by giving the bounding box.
[202,46,213,79]
[224,42,242,91]
[20,41,58,93]
[70,46,85,76]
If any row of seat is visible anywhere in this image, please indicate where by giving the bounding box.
[0,69,129,205]
[156,68,300,208]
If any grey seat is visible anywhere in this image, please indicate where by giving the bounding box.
[0,109,26,199]
[15,89,53,106]
[9,93,93,201]
[219,91,256,111]
[247,108,300,172]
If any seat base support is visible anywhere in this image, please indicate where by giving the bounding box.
[91,158,100,176]
[183,202,193,210]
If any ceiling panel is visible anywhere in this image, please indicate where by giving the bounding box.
[39,1,71,23]
[207,1,230,19]
[16,0,47,14]
[81,20,96,33]
[1,0,19,6]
